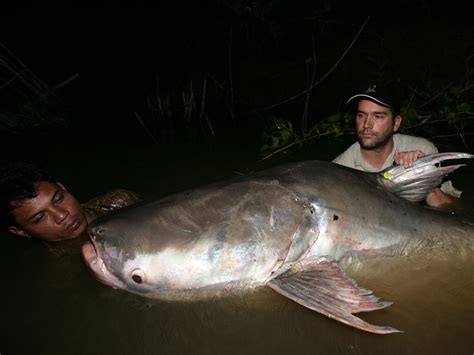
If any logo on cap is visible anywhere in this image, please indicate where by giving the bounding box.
[366,84,377,93]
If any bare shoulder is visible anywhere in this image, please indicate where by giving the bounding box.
[82,189,142,216]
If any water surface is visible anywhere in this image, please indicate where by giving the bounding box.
[1,142,473,355]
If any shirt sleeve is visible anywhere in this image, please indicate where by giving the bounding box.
[332,144,357,168]
[440,180,462,197]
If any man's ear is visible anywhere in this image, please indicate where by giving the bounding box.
[393,115,402,132]
[8,225,32,238]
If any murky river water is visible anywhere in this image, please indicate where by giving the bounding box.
[1,140,473,355]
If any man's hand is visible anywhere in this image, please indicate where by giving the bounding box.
[394,150,425,168]
[426,187,459,210]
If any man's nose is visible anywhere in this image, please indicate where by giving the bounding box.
[53,208,69,224]
[363,116,374,128]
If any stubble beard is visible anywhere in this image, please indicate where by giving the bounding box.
[357,129,394,151]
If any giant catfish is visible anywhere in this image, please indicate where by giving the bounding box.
[82,153,474,334]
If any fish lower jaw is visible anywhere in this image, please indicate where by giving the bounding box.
[81,241,125,290]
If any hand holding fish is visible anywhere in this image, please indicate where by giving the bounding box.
[394,150,425,168]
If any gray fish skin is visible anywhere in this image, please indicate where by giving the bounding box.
[82,156,474,334]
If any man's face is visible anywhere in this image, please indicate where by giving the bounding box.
[355,99,401,150]
[8,181,88,242]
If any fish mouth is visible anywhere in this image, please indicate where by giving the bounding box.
[81,232,125,290]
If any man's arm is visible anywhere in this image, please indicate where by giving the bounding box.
[426,187,460,209]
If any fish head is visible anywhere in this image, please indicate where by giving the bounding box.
[81,210,178,296]
[80,195,248,299]
[82,223,153,293]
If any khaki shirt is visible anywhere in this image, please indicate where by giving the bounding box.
[332,134,461,197]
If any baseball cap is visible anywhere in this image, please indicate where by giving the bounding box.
[346,84,400,115]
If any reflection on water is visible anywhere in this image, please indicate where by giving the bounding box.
[1,145,473,355]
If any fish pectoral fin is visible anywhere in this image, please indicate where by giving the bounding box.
[378,152,473,202]
[267,261,401,334]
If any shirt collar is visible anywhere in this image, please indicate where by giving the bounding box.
[355,143,396,172]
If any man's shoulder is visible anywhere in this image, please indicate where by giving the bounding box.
[394,134,438,153]
[82,189,141,216]
[332,142,360,167]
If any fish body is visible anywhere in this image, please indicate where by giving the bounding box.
[82,153,474,334]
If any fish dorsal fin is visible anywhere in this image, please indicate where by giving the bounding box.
[378,152,474,202]
[267,260,401,334]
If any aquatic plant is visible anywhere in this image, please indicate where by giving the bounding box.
[400,82,474,148]
[134,77,215,144]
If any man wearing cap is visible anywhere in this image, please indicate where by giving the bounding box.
[332,84,461,209]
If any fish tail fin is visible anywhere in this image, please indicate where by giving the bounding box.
[378,152,474,202]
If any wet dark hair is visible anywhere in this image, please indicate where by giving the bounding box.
[0,162,58,228]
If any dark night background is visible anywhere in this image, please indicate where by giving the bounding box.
[1,1,473,167]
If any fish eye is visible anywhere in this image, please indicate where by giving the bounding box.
[130,269,145,284]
